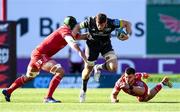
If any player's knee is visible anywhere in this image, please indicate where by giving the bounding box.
[138,97,148,102]
[26,72,39,78]
[26,67,40,78]
[55,68,65,77]
[110,65,118,72]
[50,64,63,75]
[84,64,94,72]
[107,62,118,72]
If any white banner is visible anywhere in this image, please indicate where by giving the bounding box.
[6,0,146,58]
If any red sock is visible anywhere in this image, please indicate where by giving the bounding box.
[154,83,162,92]
[46,75,62,98]
[7,75,26,94]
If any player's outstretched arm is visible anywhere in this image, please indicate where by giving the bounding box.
[64,35,88,64]
[111,88,120,103]
[72,24,81,38]
[111,81,122,103]
[75,33,89,40]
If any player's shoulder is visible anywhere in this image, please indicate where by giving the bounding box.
[119,74,126,82]
[59,25,71,31]
[56,25,71,36]
[81,16,95,27]
[85,16,95,23]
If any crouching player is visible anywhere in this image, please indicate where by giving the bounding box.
[2,16,89,103]
[111,67,173,103]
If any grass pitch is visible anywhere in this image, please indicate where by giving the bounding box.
[0,88,180,112]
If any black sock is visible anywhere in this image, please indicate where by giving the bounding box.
[82,78,89,92]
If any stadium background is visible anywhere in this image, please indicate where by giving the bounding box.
[0,0,180,88]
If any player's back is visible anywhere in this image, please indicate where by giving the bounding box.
[36,25,71,57]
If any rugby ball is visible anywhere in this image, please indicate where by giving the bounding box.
[117,28,127,40]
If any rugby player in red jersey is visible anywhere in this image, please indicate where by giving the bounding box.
[2,16,89,103]
[111,67,173,103]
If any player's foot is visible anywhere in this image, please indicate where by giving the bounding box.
[44,97,61,103]
[161,76,173,88]
[93,65,101,82]
[79,90,86,103]
[2,89,11,102]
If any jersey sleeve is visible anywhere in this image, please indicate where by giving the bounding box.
[80,17,91,29]
[112,78,122,98]
[114,78,122,92]
[112,19,123,28]
[60,27,72,38]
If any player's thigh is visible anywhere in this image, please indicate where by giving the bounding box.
[86,41,100,62]
[103,51,118,71]
[137,87,149,102]
[101,42,117,62]
[42,60,64,76]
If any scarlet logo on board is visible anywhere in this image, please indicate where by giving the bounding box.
[0,65,9,72]
[0,34,7,45]
[159,14,180,33]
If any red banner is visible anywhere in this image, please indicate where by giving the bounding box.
[0,21,16,88]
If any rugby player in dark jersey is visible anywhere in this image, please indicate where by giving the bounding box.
[73,13,132,102]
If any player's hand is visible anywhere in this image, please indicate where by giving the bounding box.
[119,33,129,41]
[111,98,119,103]
[111,94,119,103]
[142,73,150,79]
[78,51,88,64]
[125,21,132,36]
[87,33,94,40]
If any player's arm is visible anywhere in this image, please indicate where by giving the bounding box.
[120,20,132,36]
[114,19,132,40]
[74,33,89,40]
[72,21,88,38]
[64,35,88,64]
[111,80,121,103]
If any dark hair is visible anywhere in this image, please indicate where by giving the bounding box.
[63,16,77,30]
[125,67,136,75]
[96,13,107,24]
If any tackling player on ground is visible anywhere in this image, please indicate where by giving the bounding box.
[111,67,173,103]
[2,16,89,103]
[73,13,132,102]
